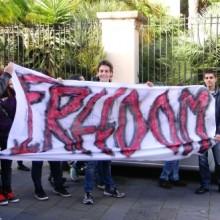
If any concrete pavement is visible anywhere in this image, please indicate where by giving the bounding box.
[0,162,219,220]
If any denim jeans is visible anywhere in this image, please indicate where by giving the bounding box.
[198,142,220,188]
[160,160,180,181]
[84,161,97,193]
[97,161,115,190]
[95,161,105,186]
[84,160,115,193]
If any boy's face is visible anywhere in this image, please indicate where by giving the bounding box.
[203,73,217,90]
[97,65,112,82]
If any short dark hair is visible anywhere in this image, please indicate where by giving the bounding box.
[69,74,84,80]
[97,60,113,73]
[203,68,217,78]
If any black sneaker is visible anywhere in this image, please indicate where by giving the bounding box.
[34,190,49,201]
[53,187,71,197]
[195,186,209,194]
[103,188,125,198]
[83,192,94,205]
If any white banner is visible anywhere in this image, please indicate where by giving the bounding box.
[0,64,216,161]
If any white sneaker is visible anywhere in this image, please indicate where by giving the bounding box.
[83,192,94,205]
[104,188,126,198]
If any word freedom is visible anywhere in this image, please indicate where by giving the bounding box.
[9,71,213,159]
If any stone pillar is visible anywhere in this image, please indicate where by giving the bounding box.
[188,0,201,43]
[188,0,199,19]
[97,11,146,83]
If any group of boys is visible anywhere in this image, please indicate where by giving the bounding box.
[1,61,220,207]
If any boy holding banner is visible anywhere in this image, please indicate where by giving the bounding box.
[195,69,220,194]
[0,65,19,205]
[31,71,72,201]
[83,60,125,205]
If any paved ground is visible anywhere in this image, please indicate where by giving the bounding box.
[0,162,220,220]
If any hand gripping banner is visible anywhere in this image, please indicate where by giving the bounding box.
[0,64,216,161]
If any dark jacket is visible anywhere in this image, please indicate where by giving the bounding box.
[0,96,16,149]
[0,72,11,97]
[213,89,220,134]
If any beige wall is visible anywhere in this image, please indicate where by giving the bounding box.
[97,11,145,84]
